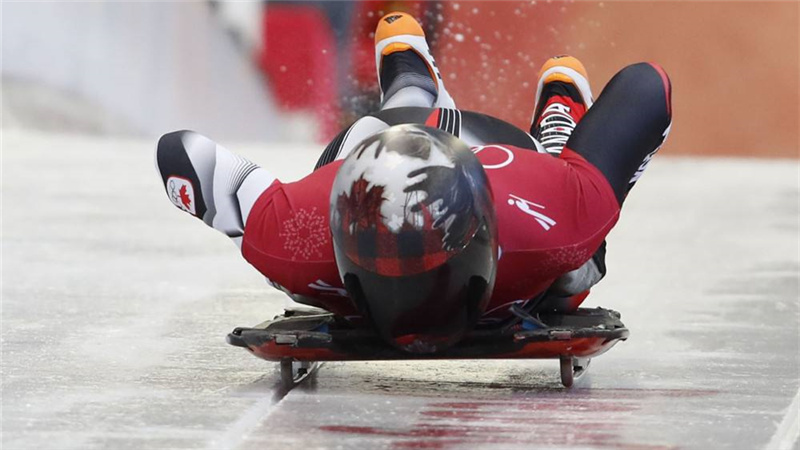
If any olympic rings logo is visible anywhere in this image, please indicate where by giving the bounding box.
[471,145,514,169]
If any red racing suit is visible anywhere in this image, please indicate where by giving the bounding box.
[241,142,619,320]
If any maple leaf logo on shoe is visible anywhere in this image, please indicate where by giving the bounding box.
[178,185,192,210]
[167,176,197,216]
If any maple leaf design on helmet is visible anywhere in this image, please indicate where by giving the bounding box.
[336,176,386,234]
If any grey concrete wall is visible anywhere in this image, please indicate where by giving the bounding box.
[2,2,287,141]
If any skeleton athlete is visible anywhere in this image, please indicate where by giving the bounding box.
[155,12,671,351]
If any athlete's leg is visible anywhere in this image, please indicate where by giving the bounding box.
[566,63,672,204]
[527,58,629,305]
[374,12,455,110]
[155,130,276,247]
[541,63,670,305]
[315,12,455,169]
[380,54,437,109]
[156,131,350,315]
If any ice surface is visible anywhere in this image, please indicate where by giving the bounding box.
[2,130,799,449]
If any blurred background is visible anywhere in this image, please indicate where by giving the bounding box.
[3,0,798,157]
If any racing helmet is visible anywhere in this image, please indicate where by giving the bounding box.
[329,124,498,353]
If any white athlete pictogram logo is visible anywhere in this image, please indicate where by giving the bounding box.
[508,194,557,231]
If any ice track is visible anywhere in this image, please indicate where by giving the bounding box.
[2,130,799,449]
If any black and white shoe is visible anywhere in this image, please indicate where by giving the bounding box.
[155,130,275,244]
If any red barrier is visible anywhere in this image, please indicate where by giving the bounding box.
[259,5,340,140]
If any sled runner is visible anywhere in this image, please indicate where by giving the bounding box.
[227,306,628,389]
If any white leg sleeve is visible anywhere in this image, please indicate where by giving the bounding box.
[381,86,436,110]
